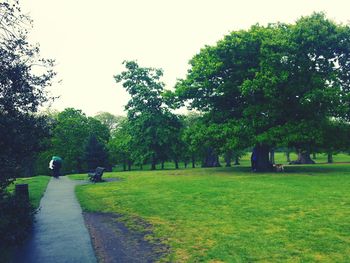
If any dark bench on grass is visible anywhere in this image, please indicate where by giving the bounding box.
[88,167,105,182]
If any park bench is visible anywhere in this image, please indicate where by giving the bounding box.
[88,167,105,182]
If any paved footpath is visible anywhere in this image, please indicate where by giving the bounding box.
[15,176,97,263]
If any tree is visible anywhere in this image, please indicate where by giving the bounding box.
[0,0,55,248]
[84,135,109,171]
[87,117,110,144]
[318,120,350,163]
[108,119,133,171]
[0,0,55,190]
[94,112,125,132]
[181,112,200,168]
[47,108,110,173]
[114,61,182,170]
[174,13,350,171]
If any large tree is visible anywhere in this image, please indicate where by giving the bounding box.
[174,13,350,171]
[0,0,55,190]
[0,0,55,249]
[114,61,182,170]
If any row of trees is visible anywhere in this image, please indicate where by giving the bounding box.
[3,8,350,186]
[5,11,350,179]
[111,13,350,172]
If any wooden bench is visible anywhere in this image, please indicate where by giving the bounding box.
[88,167,105,182]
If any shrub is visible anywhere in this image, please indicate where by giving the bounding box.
[0,193,34,248]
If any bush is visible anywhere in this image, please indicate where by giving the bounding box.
[0,193,34,248]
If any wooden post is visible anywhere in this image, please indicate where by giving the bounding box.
[15,184,29,201]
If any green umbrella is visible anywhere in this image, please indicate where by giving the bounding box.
[52,156,62,163]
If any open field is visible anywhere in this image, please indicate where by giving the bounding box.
[71,164,350,262]
[8,175,51,208]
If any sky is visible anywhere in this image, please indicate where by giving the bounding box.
[21,0,350,116]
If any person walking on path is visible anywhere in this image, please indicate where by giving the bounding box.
[49,156,62,178]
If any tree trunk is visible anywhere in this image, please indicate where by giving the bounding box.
[224,152,232,167]
[292,149,315,164]
[123,161,126,171]
[251,145,273,172]
[140,164,143,170]
[312,152,317,159]
[286,151,291,163]
[234,155,240,165]
[23,157,35,177]
[269,149,275,164]
[175,159,179,169]
[128,160,131,171]
[192,154,195,168]
[151,154,156,170]
[327,153,333,163]
[161,161,164,170]
[184,161,188,168]
[202,148,221,167]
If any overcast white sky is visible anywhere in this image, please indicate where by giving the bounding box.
[22,0,350,116]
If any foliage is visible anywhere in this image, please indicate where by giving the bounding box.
[174,13,350,170]
[114,61,183,169]
[108,119,132,170]
[1,175,50,260]
[36,108,110,174]
[0,193,33,248]
[0,0,55,191]
[94,111,126,132]
[84,135,109,171]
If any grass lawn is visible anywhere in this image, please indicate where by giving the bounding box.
[71,165,350,262]
[7,175,51,208]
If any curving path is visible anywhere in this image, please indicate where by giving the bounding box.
[15,176,97,263]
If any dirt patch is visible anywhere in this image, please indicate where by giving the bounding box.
[83,212,169,263]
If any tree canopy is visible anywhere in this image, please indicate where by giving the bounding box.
[115,61,183,170]
[0,0,55,190]
[174,13,350,171]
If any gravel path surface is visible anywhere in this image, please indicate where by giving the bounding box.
[14,176,97,263]
[83,212,169,263]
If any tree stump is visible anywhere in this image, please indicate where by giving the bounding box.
[15,184,29,202]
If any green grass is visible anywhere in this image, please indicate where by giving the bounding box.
[71,165,350,262]
[7,175,51,208]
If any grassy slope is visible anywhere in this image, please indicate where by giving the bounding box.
[8,175,51,208]
[72,165,350,262]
